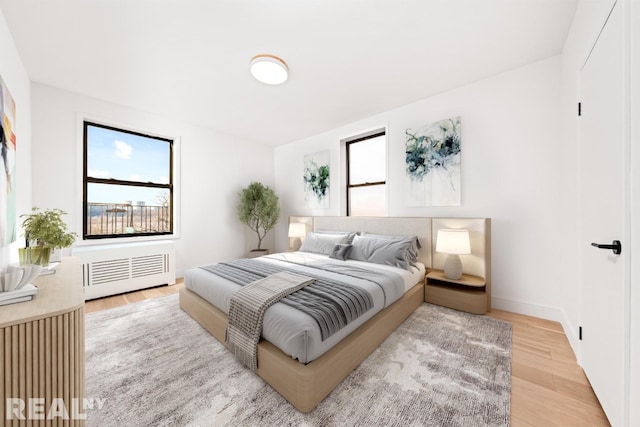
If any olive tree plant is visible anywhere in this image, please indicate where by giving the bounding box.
[237,182,280,251]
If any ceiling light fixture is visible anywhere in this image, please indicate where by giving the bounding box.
[250,54,289,85]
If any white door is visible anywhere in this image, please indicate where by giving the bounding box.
[580,3,628,426]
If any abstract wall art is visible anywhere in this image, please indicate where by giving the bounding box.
[303,150,330,209]
[0,75,17,246]
[405,116,461,206]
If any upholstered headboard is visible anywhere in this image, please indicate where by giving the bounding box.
[311,216,432,267]
[289,216,491,281]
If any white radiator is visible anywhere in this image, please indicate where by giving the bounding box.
[72,240,176,300]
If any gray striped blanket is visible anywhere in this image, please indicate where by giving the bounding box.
[225,271,314,371]
[201,258,374,341]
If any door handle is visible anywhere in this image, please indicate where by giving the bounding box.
[590,240,622,255]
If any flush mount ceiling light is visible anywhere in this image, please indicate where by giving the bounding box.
[250,54,289,85]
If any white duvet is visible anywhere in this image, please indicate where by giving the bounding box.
[184,252,425,364]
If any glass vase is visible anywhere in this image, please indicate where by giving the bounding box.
[18,247,52,267]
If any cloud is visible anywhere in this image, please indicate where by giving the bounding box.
[114,140,133,159]
[158,176,169,184]
[130,174,143,181]
[88,169,110,178]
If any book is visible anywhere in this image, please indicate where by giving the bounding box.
[0,284,39,302]
[0,295,33,306]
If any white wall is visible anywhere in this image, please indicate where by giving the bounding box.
[31,84,274,277]
[630,0,640,423]
[275,56,580,329]
[0,8,31,268]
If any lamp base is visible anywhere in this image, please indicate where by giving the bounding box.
[443,254,463,280]
[291,237,302,251]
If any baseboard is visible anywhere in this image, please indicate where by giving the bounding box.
[492,296,582,362]
[559,307,582,363]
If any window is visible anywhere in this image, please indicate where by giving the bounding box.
[83,121,173,239]
[346,130,387,216]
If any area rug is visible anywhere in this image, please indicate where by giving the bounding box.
[85,294,511,426]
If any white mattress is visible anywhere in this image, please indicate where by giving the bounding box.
[184,252,425,364]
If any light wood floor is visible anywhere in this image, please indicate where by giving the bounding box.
[85,282,610,426]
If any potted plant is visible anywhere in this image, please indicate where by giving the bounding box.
[19,207,77,266]
[237,182,280,257]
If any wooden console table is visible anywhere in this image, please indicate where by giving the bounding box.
[0,258,85,426]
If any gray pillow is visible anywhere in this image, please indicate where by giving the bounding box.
[349,235,414,270]
[329,244,353,261]
[362,233,421,265]
[299,232,351,255]
[315,230,359,244]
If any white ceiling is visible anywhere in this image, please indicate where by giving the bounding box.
[0,0,577,146]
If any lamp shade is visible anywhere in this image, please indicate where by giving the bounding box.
[288,222,307,238]
[436,229,471,255]
[250,54,289,85]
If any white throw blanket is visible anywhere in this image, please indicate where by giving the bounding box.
[225,271,314,370]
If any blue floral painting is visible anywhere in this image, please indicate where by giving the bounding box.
[406,116,461,206]
[303,150,330,209]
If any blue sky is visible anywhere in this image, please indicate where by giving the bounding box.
[87,125,170,205]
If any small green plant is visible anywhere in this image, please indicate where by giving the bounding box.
[237,182,280,250]
[20,207,77,249]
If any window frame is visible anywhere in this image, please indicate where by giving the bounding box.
[82,120,174,240]
[345,130,387,216]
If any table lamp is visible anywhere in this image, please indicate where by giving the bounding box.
[288,223,307,251]
[435,229,471,280]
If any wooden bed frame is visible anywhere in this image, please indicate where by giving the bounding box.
[179,280,424,412]
[179,217,436,412]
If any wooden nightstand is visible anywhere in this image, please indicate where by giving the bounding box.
[425,269,488,314]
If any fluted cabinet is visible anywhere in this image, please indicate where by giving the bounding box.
[1,258,85,426]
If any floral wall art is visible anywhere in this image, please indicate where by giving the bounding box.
[303,150,330,209]
[405,116,461,206]
[0,75,17,246]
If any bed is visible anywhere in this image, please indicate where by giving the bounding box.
[180,217,432,412]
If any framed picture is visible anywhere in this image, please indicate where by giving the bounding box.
[405,116,461,206]
[1,75,17,246]
[303,150,330,209]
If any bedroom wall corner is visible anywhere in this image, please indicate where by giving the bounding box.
[0,7,32,268]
